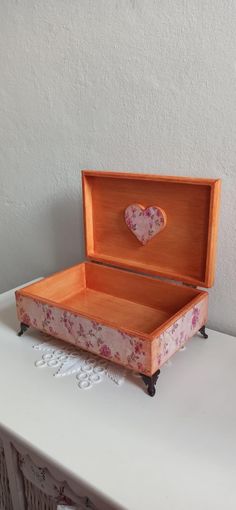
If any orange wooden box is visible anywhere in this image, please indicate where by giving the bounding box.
[15,171,221,396]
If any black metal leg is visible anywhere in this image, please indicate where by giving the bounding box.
[141,369,160,397]
[199,325,208,339]
[17,322,29,337]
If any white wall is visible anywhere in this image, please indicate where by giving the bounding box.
[0,0,235,335]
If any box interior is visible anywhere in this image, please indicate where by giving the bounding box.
[19,262,203,337]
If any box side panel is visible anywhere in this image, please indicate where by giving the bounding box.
[152,294,208,373]
[15,293,151,375]
[15,263,86,303]
[205,179,221,287]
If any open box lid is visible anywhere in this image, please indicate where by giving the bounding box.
[82,171,221,288]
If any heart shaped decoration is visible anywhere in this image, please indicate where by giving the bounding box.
[124,204,167,245]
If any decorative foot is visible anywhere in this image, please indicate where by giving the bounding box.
[199,325,208,339]
[17,322,29,337]
[141,369,160,397]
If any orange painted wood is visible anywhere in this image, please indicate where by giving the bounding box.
[19,264,86,302]
[15,170,219,375]
[82,171,221,288]
[85,261,199,313]
[17,262,207,339]
[204,178,221,287]
[63,289,170,334]
[82,171,218,185]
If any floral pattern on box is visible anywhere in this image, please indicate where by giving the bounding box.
[124,204,166,245]
[16,294,150,375]
[16,293,208,376]
[153,295,208,372]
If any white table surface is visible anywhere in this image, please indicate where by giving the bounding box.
[0,283,236,510]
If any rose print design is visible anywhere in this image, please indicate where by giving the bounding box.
[124,204,166,245]
[15,293,208,375]
[191,306,200,329]
[153,297,208,372]
[16,294,149,374]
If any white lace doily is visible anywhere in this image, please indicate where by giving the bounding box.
[33,334,127,391]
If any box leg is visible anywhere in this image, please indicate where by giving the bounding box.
[199,325,208,339]
[17,322,29,337]
[141,369,160,397]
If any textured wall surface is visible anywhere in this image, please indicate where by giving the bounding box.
[0,1,235,335]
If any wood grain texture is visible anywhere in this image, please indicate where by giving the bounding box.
[204,178,221,286]
[85,261,199,313]
[82,171,221,288]
[63,288,170,334]
[17,264,86,302]
[83,170,218,185]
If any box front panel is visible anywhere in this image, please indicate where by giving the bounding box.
[16,293,151,375]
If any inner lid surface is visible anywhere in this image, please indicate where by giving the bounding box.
[82,171,220,287]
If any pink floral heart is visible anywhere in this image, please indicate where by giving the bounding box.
[124,204,167,245]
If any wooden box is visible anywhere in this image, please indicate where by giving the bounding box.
[15,171,221,396]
